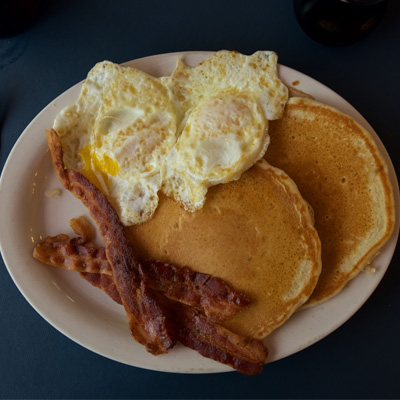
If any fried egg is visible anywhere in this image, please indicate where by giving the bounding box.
[160,51,288,212]
[53,52,288,225]
[53,61,177,225]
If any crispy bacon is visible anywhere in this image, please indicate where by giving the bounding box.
[33,235,249,322]
[142,259,250,322]
[163,299,267,376]
[80,272,267,375]
[46,129,174,355]
[33,235,112,275]
[35,235,268,374]
[42,129,268,374]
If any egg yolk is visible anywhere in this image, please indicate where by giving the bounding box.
[79,144,119,191]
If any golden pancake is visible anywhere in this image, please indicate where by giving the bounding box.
[265,97,395,307]
[126,160,321,339]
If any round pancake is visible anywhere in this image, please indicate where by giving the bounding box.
[126,160,321,339]
[265,97,395,308]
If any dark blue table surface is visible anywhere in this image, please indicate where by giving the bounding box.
[1,1,399,398]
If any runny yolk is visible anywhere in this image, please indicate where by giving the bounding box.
[79,145,119,191]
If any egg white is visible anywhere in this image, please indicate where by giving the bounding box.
[54,61,177,225]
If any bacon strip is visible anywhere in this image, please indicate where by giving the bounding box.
[80,272,268,375]
[142,259,250,322]
[46,129,174,355]
[33,235,112,275]
[33,235,249,322]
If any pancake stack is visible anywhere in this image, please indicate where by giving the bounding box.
[125,95,395,339]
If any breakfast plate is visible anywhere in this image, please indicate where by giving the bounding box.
[0,51,399,374]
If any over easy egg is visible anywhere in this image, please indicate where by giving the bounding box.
[161,51,288,212]
[53,61,176,225]
[53,51,288,225]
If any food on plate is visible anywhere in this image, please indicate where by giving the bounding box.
[265,97,395,307]
[161,51,288,211]
[52,51,288,225]
[31,51,396,374]
[126,159,322,339]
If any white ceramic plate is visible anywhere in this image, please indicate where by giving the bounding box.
[0,52,399,374]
